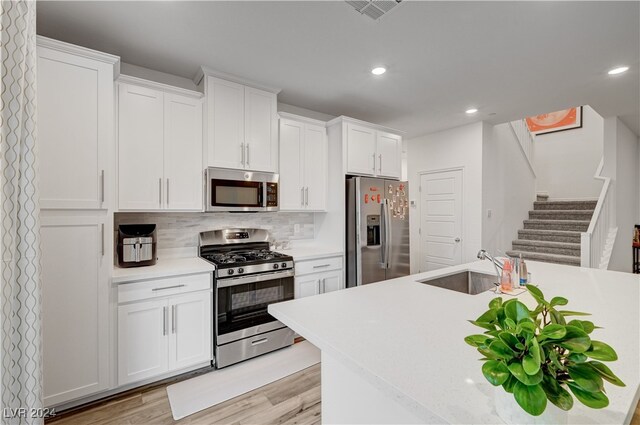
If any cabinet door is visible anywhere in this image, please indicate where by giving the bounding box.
[164,94,203,211]
[304,124,328,211]
[118,83,164,210]
[37,47,113,209]
[376,131,402,179]
[321,270,344,294]
[279,120,304,211]
[346,124,377,176]
[295,275,320,298]
[206,77,244,169]
[118,299,169,385]
[41,215,109,406]
[244,87,278,172]
[169,291,212,371]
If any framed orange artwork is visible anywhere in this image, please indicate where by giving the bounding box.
[525,106,582,135]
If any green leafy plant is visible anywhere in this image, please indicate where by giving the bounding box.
[465,285,624,416]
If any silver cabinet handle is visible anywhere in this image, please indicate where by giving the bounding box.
[100,170,105,204]
[379,154,382,173]
[152,284,186,292]
[251,337,268,346]
[321,278,326,293]
[313,264,331,269]
[372,153,376,173]
[158,178,162,208]
[162,306,167,336]
[241,143,245,165]
[301,187,304,207]
[172,305,176,334]
[246,144,250,167]
[166,178,170,207]
[305,187,309,206]
[101,223,105,256]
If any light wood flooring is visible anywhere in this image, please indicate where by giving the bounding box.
[47,364,321,425]
[45,362,640,425]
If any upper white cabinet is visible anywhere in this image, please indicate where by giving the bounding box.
[117,76,203,211]
[336,118,402,180]
[37,37,118,210]
[202,72,279,173]
[279,114,328,212]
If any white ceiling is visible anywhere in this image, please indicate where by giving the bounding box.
[36,1,640,138]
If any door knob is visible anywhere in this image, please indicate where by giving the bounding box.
[454,237,461,243]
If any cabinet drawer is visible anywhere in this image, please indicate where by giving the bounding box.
[295,256,343,276]
[118,273,212,304]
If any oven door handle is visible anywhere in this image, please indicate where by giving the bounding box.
[216,269,295,288]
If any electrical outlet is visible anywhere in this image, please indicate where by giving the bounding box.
[294,224,300,235]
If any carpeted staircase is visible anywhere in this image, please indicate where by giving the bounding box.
[506,196,597,266]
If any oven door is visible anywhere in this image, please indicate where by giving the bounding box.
[215,269,294,345]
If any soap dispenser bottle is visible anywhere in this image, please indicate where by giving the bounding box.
[500,259,513,292]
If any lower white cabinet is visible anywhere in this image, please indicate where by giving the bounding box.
[117,275,212,386]
[294,256,344,298]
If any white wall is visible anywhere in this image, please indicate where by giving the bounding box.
[406,122,483,273]
[533,105,603,199]
[605,118,639,272]
[482,123,537,255]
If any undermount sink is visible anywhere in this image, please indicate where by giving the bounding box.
[418,271,498,295]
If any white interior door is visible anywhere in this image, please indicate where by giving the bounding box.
[419,169,463,271]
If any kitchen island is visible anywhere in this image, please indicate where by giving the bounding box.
[268,260,640,424]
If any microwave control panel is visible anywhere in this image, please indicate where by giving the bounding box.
[266,183,278,207]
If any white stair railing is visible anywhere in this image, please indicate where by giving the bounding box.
[509,119,535,175]
[581,158,616,269]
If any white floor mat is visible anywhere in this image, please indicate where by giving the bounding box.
[166,341,321,420]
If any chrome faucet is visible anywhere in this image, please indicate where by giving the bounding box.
[477,249,504,284]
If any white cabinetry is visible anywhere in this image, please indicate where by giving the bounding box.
[340,119,402,180]
[117,273,212,386]
[279,114,328,211]
[203,73,278,172]
[37,37,119,408]
[294,256,344,298]
[117,76,203,211]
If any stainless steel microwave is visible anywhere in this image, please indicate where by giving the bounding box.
[204,168,279,212]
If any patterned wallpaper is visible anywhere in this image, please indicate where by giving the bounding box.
[114,212,315,250]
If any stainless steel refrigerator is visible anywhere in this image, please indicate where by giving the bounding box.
[346,177,410,287]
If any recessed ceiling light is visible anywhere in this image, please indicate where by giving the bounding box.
[465,108,478,114]
[371,67,386,75]
[608,66,629,75]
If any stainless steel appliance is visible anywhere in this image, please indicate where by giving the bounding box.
[199,229,294,368]
[117,224,157,268]
[204,168,279,212]
[346,177,410,286]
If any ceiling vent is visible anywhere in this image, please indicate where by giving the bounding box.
[345,0,402,21]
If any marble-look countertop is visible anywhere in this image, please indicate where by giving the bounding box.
[269,260,640,424]
[275,244,343,262]
[112,257,215,284]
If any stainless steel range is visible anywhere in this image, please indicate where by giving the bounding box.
[199,229,295,368]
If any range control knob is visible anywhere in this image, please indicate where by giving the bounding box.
[227,269,234,275]
[238,268,244,274]
[273,263,279,270]
[281,262,287,268]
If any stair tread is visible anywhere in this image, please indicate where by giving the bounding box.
[524,219,590,224]
[506,250,581,264]
[518,229,582,235]
[512,239,580,248]
[529,210,595,213]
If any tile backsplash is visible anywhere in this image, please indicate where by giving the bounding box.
[115,212,315,250]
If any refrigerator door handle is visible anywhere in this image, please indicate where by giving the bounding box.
[384,199,392,269]
[380,201,386,268]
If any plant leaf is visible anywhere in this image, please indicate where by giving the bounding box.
[585,341,618,361]
[469,320,496,331]
[580,321,596,334]
[526,285,547,305]
[513,381,547,416]
[567,353,587,364]
[540,324,566,340]
[550,309,566,325]
[502,374,517,393]
[567,319,584,331]
[568,364,604,393]
[478,347,500,360]
[558,326,591,353]
[508,362,543,385]
[587,361,626,387]
[489,297,502,310]
[482,360,510,386]
[488,340,515,359]
[464,334,491,347]
[567,382,609,409]
[558,310,591,317]
[505,300,531,323]
[476,309,498,323]
[498,332,521,352]
[550,296,568,306]
[522,338,541,375]
[541,375,574,411]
